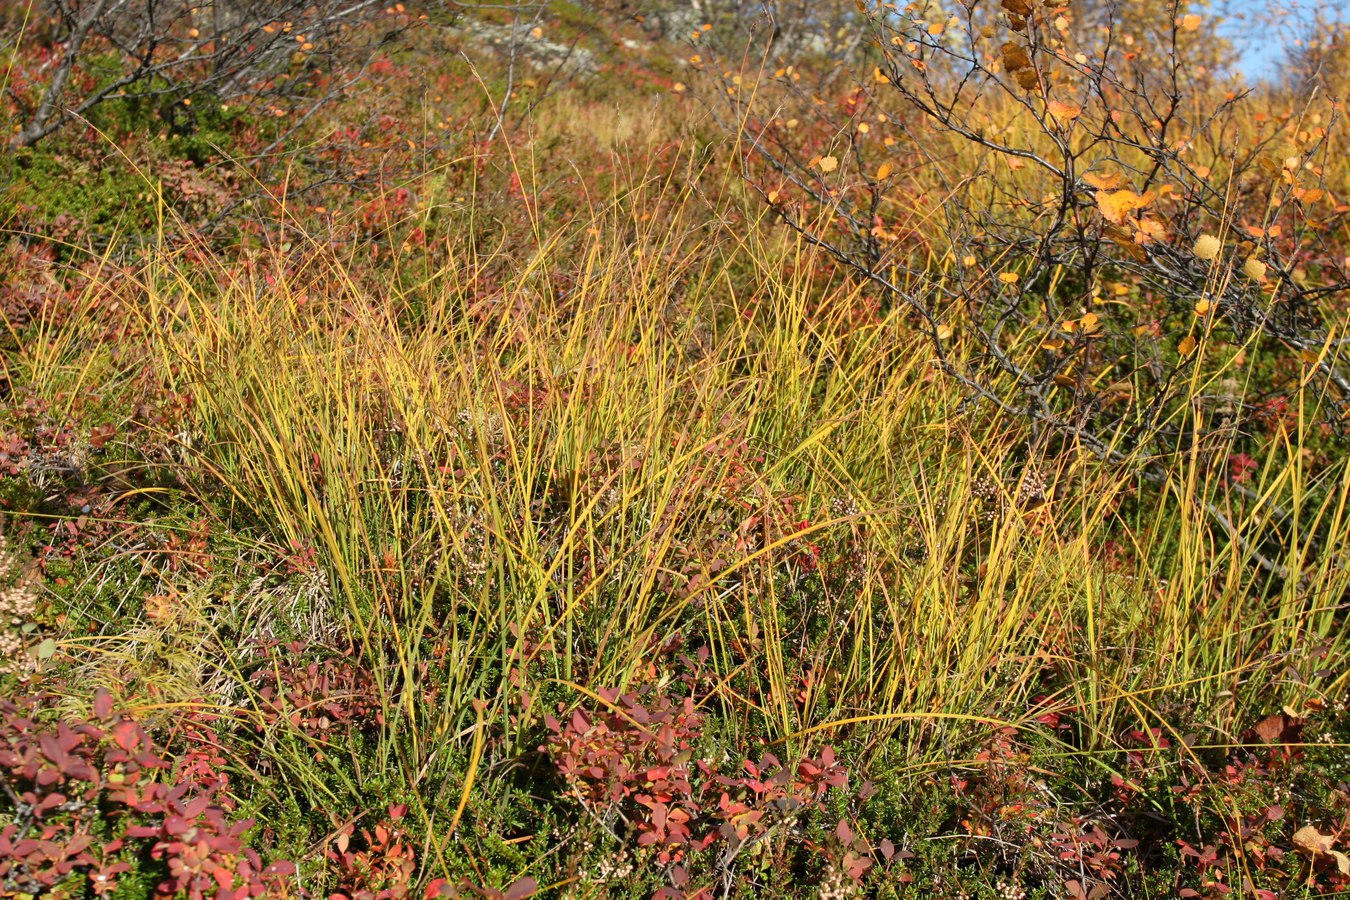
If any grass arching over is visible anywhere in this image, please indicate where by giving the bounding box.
[73,148,1339,828]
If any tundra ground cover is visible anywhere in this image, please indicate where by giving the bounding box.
[1,1,1349,897]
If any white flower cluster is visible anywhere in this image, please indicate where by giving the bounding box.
[830,494,861,519]
[817,861,858,900]
[972,464,1053,523]
[0,535,38,674]
[587,845,634,883]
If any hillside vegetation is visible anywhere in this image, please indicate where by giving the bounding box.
[1,1,1349,897]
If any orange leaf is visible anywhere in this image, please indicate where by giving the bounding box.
[1047,100,1082,121]
[1135,217,1168,242]
[1095,189,1153,225]
[1083,170,1125,190]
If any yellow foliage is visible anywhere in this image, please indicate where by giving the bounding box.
[1095,189,1154,225]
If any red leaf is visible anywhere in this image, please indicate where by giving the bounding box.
[844,850,872,880]
[111,721,142,752]
[503,878,538,900]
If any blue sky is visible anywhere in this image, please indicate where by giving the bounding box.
[1220,0,1344,81]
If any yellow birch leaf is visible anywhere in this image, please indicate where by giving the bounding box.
[1136,217,1168,242]
[1083,170,1126,190]
[1095,189,1152,225]
[1047,100,1082,120]
[876,161,894,180]
[1178,335,1197,356]
[817,155,839,173]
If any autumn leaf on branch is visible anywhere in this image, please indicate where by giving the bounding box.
[1095,189,1154,225]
